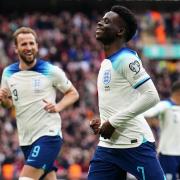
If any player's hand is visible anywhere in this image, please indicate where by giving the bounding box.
[89,118,101,135]
[43,99,58,113]
[0,88,9,102]
[99,121,115,139]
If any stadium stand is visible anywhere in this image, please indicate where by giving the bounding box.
[0,2,179,179]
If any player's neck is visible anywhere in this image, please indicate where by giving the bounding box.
[19,59,37,70]
[103,41,125,57]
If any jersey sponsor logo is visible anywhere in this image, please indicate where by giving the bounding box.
[129,60,140,74]
[103,70,111,85]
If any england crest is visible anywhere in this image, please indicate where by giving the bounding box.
[103,70,111,85]
[32,78,41,92]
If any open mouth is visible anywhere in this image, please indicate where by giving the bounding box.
[24,51,33,56]
[26,53,33,56]
[96,28,104,34]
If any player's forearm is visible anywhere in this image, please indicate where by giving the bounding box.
[143,105,161,118]
[143,108,160,118]
[109,81,160,128]
[143,101,169,118]
[56,86,79,112]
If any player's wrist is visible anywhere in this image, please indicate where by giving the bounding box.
[108,119,117,129]
[55,103,63,112]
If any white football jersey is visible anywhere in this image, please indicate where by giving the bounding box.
[97,48,155,148]
[144,100,180,155]
[1,59,72,146]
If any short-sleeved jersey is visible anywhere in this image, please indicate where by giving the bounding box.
[145,100,180,155]
[97,48,155,148]
[1,59,72,146]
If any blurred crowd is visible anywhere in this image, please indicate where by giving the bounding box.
[0,9,180,180]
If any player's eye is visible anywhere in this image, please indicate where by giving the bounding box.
[21,42,27,46]
[104,18,110,24]
[30,42,35,45]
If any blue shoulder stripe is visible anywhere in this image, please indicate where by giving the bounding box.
[29,59,53,76]
[108,48,141,71]
[4,59,54,78]
[133,77,151,89]
[4,62,20,78]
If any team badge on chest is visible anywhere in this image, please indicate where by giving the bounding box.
[103,70,111,85]
[32,78,41,92]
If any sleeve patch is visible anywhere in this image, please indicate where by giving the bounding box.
[129,60,140,74]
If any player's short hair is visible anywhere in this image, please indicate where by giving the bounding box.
[13,27,38,45]
[172,80,180,93]
[111,5,137,42]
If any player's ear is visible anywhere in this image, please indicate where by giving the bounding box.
[13,42,18,54]
[14,47,18,54]
[117,27,125,36]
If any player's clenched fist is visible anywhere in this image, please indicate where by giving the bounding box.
[90,118,101,135]
[99,121,115,139]
[0,88,9,102]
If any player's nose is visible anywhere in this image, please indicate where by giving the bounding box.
[25,43,33,50]
[97,20,104,27]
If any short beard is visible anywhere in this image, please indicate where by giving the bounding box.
[19,53,37,65]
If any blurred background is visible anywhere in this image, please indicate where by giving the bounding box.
[0,0,180,179]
